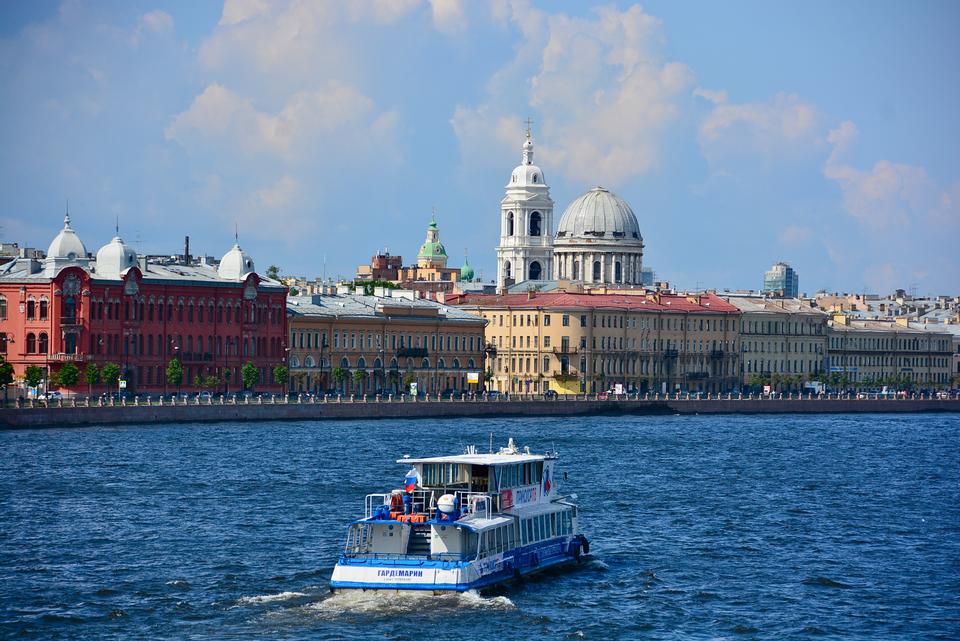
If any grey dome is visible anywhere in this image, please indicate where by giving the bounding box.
[218,243,255,281]
[555,187,642,242]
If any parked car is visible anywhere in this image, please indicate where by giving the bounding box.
[197,391,213,402]
[38,391,63,402]
[543,390,558,399]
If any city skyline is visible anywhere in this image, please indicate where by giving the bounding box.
[1,1,958,295]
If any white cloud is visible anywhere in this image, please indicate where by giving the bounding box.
[779,225,812,246]
[429,0,466,33]
[139,10,174,33]
[692,87,727,105]
[219,0,273,26]
[698,92,820,166]
[165,81,395,162]
[451,2,694,186]
[824,120,954,230]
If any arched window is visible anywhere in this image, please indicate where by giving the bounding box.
[592,261,601,282]
[26,332,36,353]
[468,358,476,369]
[389,358,398,370]
[437,358,446,369]
[63,296,76,321]
[529,211,541,236]
[38,332,48,354]
[452,358,461,369]
[26,298,36,319]
[373,358,382,370]
[421,358,430,369]
[506,211,514,236]
[357,357,366,369]
[39,298,48,320]
[504,261,512,280]
[615,261,622,283]
[340,357,350,368]
[305,356,316,368]
[532,174,538,183]
[529,261,542,280]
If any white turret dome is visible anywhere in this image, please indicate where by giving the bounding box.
[47,214,87,260]
[555,187,642,244]
[507,133,547,189]
[95,234,138,279]
[218,243,255,280]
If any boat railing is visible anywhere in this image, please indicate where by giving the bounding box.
[455,491,492,519]
[340,550,472,562]
[365,489,493,521]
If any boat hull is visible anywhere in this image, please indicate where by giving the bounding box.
[330,536,585,593]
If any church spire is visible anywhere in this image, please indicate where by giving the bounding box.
[522,117,534,165]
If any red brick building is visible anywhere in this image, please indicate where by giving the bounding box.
[0,215,287,396]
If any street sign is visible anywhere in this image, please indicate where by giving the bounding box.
[119,379,127,389]
[409,382,417,395]
[467,372,480,384]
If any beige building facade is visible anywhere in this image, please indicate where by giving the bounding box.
[827,316,953,388]
[287,293,486,395]
[448,291,741,394]
[724,296,830,389]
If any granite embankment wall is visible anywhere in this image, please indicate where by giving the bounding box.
[2,398,959,428]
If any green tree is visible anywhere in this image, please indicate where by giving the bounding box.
[166,358,183,391]
[331,366,347,390]
[194,373,219,390]
[83,363,101,394]
[266,265,280,280]
[289,287,300,296]
[273,364,289,389]
[101,362,121,389]
[55,362,81,390]
[241,361,259,391]
[352,368,366,393]
[24,365,44,393]
[0,355,14,406]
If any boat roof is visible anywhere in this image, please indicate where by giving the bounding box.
[398,453,547,466]
[456,514,515,531]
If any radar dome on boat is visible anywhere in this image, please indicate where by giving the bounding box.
[437,494,457,513]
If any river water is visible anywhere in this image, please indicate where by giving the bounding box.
[1,414,958,640]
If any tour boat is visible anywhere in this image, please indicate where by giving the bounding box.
[329,439,589,593]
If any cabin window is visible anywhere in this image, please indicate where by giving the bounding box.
[420,463,467,486]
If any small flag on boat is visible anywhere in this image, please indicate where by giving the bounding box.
[404,468,418,492]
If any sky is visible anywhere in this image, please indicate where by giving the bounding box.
[1,0,958,295]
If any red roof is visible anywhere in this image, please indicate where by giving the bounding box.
[445,292,739,314]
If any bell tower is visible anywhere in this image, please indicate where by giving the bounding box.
[496,121,554,288]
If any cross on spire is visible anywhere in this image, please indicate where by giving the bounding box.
[525,117,534,139]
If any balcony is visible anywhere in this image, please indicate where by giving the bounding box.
[396,347,428,358]
[59,316,81,326]
[551,369,579,379]
[180,352,214,363]
[710,349,724,359]
[49,353,90,362]
[552,346,579,355]
[664,349,679,358]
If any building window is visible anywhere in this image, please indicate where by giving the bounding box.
[504,261,512,280]
[0,333,6,353]
[38,332,49,354]
[27,298,36,319]
[592,261,601,282]
[0,296,6,320]
[39,299,48,320]
[615,262,622,283]
[529,261,542,280]
[506,211,514,236]
[26,333,36,353]
[529,211,541,236]
[544,314,550,326]
[562,315,569,327]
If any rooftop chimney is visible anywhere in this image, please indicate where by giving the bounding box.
[183,236,191,265]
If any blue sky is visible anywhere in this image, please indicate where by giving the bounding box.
[1,0,958,295]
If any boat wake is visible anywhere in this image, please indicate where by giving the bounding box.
[235,591,310,606]
[305,589,515,618]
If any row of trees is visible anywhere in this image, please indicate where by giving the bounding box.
[746,371,952,392]
[0,355,290,398]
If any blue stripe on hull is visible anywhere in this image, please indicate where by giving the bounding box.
[331,538,581,592]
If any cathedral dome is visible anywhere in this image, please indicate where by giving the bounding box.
[555,187,642,244]
[460,256,475,281]
[47,214,87,260]
[95,234,138,278]
[218,243,255,281]
[506,132,547,189]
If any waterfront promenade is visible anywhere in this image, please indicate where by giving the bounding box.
[2,393,958,428]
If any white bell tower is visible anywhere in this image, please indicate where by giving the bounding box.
[496,121,554,288]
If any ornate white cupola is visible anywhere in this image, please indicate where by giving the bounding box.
[496,121,554,288]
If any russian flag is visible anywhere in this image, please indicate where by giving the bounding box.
[404,468,418,492]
